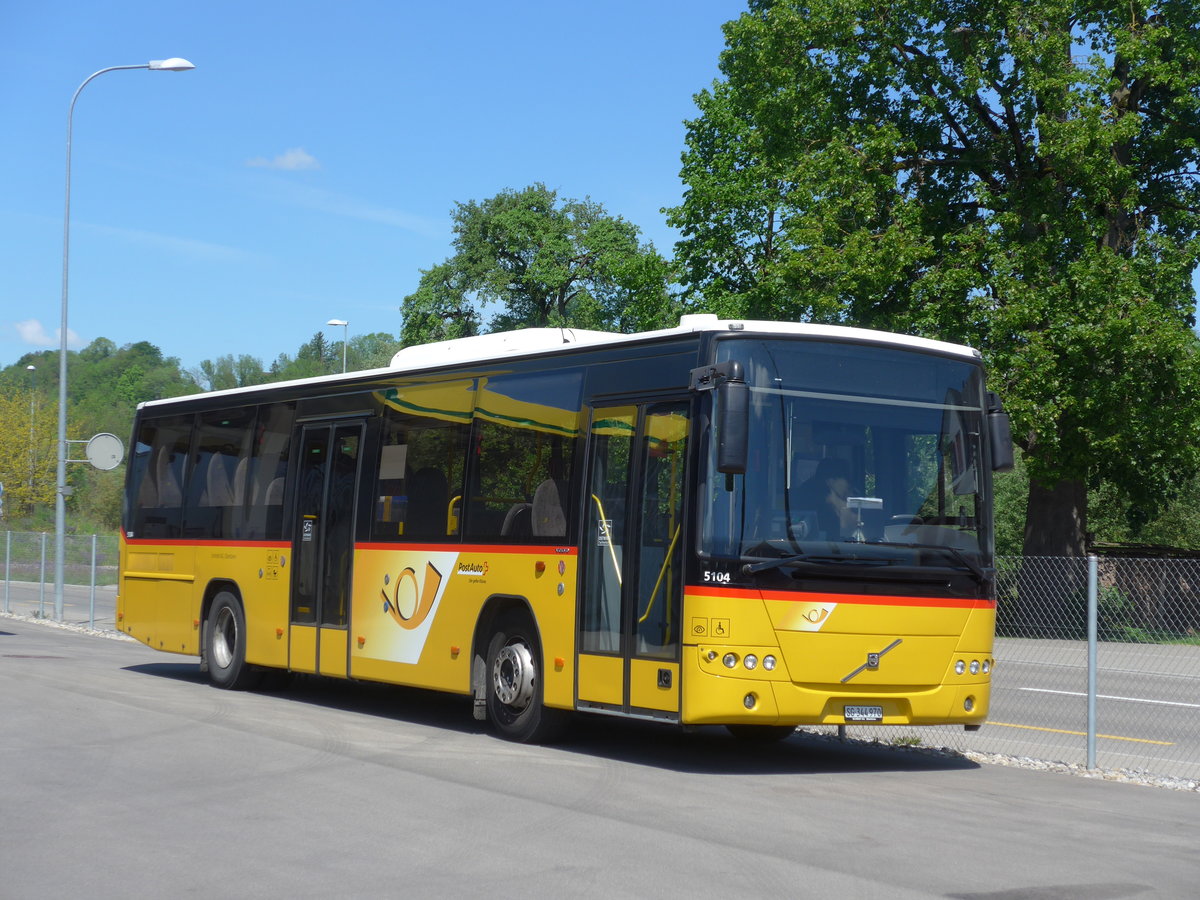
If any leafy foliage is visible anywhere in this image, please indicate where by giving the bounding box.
[401,184,677,345]
[669,0,1200,554]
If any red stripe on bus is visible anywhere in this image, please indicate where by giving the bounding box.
[687,585,995,609]
[355,542,578,556]
[121,538,290,549]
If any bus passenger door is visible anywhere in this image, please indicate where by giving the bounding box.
[577,401,689,720]
[290,421,364,678]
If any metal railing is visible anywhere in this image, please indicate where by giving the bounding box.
[2,531,119,629]
[3,539,1199,780]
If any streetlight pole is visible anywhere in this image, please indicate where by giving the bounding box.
[327,318,349,373]
[55,58,195,621]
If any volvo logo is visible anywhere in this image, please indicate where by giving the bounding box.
[841,638,902,683]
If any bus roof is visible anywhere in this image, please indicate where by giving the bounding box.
[137,315,980,411]
[387,314,979,371]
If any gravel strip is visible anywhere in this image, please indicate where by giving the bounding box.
[796,728,1200,793]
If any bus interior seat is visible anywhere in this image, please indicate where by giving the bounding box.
[204,454,235,507]
[532,479,567,538]
[136,458,158,509]
[156,446,183,508]
[232,456,252,506]
[501,503,533,539]
[264,476,285,506]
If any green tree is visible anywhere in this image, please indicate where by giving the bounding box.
[348,331,402,370]
[401,184,677,346]
[0,388,59,517]
[194,354,269,392]
[669,0,1200,555]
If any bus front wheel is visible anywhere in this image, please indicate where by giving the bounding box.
[484,612,567,743]
[204,591,262,691]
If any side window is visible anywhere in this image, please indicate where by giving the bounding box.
[371,407,468,542]
[464,371,583,543]
[183,407,255,539]
[243,402,295,540]
[127,414,192,539]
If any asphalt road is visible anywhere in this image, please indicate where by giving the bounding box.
[1,617,1195,899]
[4,579,1198,778]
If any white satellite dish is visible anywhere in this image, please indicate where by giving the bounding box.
[85,433,125,471]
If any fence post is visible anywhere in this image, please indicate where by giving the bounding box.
[38,532,47,618]
[1087,554,1098,770]
[89,533,97,630]
[3,531,9,613]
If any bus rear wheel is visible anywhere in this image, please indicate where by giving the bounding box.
[204,591,262,691]
[484,612,567,743]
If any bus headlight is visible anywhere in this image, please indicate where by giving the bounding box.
[723,653,739,669]
[982,659,991,674]
[743,654,758,670]
[969,660,980,675]
[955,660,966,675]
[763,655,777,671]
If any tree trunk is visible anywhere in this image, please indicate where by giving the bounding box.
[1011,476,1089,639]
[1023,476,1088,556]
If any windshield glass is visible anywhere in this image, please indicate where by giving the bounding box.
[702,338,992,573]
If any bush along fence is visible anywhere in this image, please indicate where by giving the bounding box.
[3,538,1199,781]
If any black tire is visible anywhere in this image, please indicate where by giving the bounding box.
[204,591,262,690]
[726,724,796,743]
[484,612,568,743]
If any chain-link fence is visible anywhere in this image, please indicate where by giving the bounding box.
[833,556,1200,782]
[1,531,119,627]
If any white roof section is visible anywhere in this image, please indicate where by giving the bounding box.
[139,315,979,411]
[388,314,980,370]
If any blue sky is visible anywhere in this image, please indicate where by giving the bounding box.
[0,1,747,372]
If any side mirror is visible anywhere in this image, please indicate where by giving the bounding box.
[716,364,749,475]
[690,360,749,476]
[987,391,1014,473]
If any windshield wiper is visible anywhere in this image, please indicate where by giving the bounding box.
[877,542,991,584]
[742,553,895,576]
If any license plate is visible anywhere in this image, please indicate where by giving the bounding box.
[844,705,884,722]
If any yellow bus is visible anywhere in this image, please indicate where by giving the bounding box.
[118,315,1013,742]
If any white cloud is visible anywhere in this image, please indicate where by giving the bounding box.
[246,147,321,171]
[15,319,82,348]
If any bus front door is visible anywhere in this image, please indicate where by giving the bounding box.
[577,401,688,720]
[289,421,364,678]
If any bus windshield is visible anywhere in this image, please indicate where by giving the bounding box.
[702,338,992,577]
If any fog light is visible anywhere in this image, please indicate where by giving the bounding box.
[964,696,975,712]
[763,655,777,671]
[744,654,758,670]
[723,653,738,668]
[744,693,757,709]
[707,650,718,661]
[955,660,966,675]
[969,660,980,675]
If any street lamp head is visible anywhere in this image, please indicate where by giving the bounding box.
[27,365,36,371]
[148,58,196,72]
[327,318,349,327]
